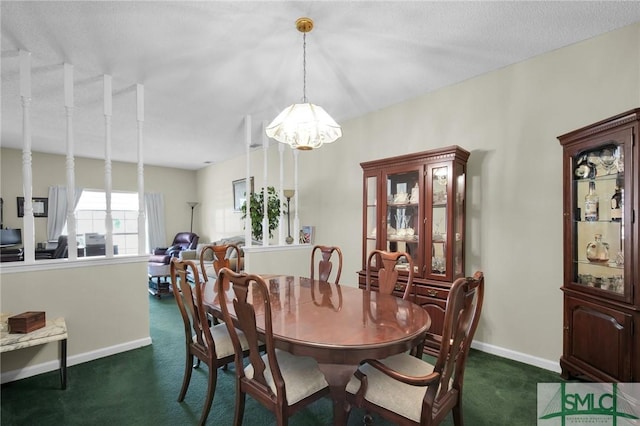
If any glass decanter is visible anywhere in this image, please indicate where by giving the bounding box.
[586,234,609,264]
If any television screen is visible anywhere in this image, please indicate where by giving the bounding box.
[0,229,22,247]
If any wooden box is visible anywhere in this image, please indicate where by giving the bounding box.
[8,311,46,333]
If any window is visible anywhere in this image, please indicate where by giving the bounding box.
[63,190,139,255]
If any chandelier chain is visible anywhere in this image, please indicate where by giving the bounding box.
[302,32,307,103]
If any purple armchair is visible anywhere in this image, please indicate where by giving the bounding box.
[149,232,199,265]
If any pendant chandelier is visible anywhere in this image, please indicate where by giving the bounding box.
[266,17,342,150]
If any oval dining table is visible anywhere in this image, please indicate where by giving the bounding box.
[202,274,431,425]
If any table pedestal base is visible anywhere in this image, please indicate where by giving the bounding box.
[317,363,358,426]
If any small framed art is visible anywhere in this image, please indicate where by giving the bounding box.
[299,225,315,244]
[17,197,48,218]
[233,177,254,211]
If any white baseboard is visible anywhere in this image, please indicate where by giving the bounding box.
[2,337,559,385]
[472,340,561,373]
[1,337,152,384]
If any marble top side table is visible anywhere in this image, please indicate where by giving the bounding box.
[1,316,68,389]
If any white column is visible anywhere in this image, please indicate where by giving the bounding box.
[278,142,285,245]
[64,63,78,260]
[293,149,300,245]
[103,75,114,257]
[262,121,269,245]
[136,84,146,255]
[244,115,252,247]
[20,50,35,263]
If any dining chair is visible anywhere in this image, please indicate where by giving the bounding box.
[217,267,330,426]
[199,243,241,283]
[365,249,415,300]
[170,258,249,426]
[310,244,343,284]
[345,271,485,426]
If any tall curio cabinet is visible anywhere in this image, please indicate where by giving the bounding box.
[558,109,639,382]
[358,145,470,355]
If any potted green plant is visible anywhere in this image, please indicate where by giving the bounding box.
[240,186,281,241]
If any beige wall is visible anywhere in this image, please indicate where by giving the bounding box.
[0,258,149,381]
[244,245,312,278]
[0,148,199,246]
[195,23,640,371]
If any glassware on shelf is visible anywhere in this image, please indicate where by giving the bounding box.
[394,211,405,229]
[432,256,445,273]
[393,192,408,204]
[410,183,419,203]
[615,146,624,173]
[599,148,617,174]
[614,275,624,293]
[577,273,592,286]
[587,151,600,173]
[610,176,623,222]
[574,154,597,179]
[586,234,610,263]
[434,167,448,186]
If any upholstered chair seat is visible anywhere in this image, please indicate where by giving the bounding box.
[200,323,249,360]
[345,353,452,423]
[245,349,329,406]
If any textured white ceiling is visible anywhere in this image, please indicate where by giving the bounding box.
[2,1,640,170]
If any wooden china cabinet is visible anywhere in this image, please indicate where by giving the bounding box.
[558,109,639,382]
[358,145,470,355]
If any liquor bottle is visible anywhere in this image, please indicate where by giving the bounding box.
[584,181,599,221]
[610,183,622,222]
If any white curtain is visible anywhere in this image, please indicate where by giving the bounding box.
[145,192,166,252]
[47,186,83,241]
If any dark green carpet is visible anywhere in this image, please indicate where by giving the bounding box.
[1,294,562,425]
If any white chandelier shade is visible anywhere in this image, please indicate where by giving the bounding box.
[265,102,342,150]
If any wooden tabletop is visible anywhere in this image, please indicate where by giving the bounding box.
[202,275,430,425]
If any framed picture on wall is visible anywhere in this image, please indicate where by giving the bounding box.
[299,225,315,244]
[233,177,254,211]
[17,197,48,218]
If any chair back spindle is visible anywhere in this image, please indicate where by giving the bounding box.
[365,249,415,300]
[171,260,214,354]
[310,245,343,284]
[199,243,241,282]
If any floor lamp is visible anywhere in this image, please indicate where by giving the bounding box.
[283,190,295,244]
[187,202,199,233]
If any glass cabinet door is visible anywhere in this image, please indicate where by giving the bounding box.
[364,174,378,268]
[571,141,627,298]
[453,163,466,277]
[385,169,421,275]
[428,165,449,279]
[424,161,465,282]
